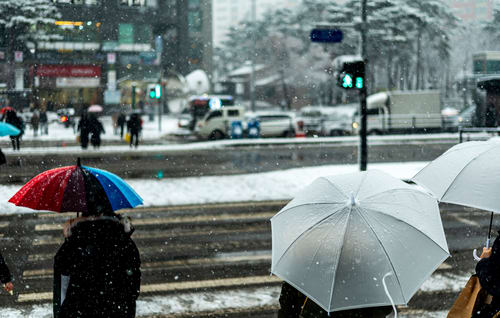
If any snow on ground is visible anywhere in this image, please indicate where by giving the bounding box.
[0,161,471,317]
[0,161,428,214]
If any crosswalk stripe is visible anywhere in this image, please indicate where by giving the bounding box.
[23,253,272,279]
[34,212,275,232]
[17,275,282,303]
[32,225,270,246]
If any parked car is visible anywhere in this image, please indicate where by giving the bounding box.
[248,111,299,138]
[457,105,476,128]
[299,105,357,136]
[195,106,246,140]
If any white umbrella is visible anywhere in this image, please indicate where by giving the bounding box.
[271,170,449,313]
[88,104,103,113]
[413,140,500,250]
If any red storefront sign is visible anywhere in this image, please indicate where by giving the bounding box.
[36,65,101,78]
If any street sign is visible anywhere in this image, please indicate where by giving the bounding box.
[310,29,343,43]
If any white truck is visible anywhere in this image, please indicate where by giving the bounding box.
[352,90,443,135]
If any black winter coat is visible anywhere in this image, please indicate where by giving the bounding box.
[53,216,141,318]
[474,233,500,317]
[0,252,12,284]
[278,282,392,318]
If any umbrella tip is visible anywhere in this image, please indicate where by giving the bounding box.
[77,157,81,167]
[347,192,357,207]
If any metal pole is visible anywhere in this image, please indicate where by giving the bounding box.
[131,83,136,110]
[359,0,368,171]
[250,0,256,112]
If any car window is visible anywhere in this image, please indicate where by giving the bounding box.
[206,110,222,121]
[227,109,240,117]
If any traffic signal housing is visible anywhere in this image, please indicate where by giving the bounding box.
[333,56,365,90]
[148,84,161,99]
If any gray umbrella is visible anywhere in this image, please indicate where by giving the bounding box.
[271,170,449,313]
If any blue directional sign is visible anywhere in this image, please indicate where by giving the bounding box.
[310,29,343,43]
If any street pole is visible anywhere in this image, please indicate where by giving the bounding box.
[250,0,257,112]
[359,0,368,171]
[131,83,136,110]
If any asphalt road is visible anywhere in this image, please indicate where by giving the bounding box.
[0,201,492,317]
[0,138,456,183]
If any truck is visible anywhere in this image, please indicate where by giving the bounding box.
[352,90,442,135]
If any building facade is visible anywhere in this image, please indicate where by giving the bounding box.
[444,0,493,22]
[212,0,301,47]
[2,0,212,111]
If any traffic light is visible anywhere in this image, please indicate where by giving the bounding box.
[337,60,365,90]
[148,84,161,99]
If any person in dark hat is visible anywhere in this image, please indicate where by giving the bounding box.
[53,208,140,318]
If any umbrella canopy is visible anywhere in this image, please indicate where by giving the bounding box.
[0,106,15,114]
[413,140,500,214]
[9,158,142,215]
[88,104,103,113]
[271,170,449,313]
[0,122,20,136]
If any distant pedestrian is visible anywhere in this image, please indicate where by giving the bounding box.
[117,112,126,138]
[39,110,48,135]
[30,110,40,137]
[77,112,90,149]
[4,111,23,151]
[89,114,105,149]
[278,282,392,318]
[127,113,142,148]
[53,212,141,318]
[0,251,13,294]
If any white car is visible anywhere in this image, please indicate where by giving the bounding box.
[195,106,246,140]
[248,111,299,138]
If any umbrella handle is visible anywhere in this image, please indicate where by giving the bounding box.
[382,272,398,318]
[473,249,481,261]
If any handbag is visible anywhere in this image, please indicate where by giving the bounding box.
[124,132,131,143]
[448,275,485,318]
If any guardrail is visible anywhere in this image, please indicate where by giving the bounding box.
[459,127,500,143]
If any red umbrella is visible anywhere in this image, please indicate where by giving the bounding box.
[0,106,15,114]
[9,158,143,215]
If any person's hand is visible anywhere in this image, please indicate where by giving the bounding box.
[4,282,13,293]
[481,247,492,258]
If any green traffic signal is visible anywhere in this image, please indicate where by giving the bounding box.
[342,74,353,88]
[355,77,363,89]
[149,89,156,99]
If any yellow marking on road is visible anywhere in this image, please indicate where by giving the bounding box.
[34,212,275,232]
[0,222,9,228]
[23,253,272,279]
[17,275,281,302]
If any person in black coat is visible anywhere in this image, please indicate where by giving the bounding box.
[77,112,91,149]
[0,252,13,293]
[127,113,142,148]
[474,232,500,317]
[278,282,392,318]
[117,113,126,138]
[4,110,23,151]
[88,114,105,149]
[53,212,141,318]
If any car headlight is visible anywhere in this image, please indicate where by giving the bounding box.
[352,122,359,129]
[458,116,463,123]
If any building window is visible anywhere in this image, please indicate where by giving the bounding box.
[53,0,100,4]
[120,0,146,6]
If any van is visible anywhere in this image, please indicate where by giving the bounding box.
[195,106,245,140]
[246,111,299,138]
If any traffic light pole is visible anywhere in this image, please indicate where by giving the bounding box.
[359,0,368,171]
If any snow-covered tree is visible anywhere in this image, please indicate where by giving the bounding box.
[0,0,60,57]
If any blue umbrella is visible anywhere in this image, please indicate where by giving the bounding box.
[0,122,20,137]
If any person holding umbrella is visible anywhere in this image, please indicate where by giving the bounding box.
[4,110,23,151]
[8,158,143,318]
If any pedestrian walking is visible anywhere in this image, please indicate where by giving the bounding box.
[4,110,23,151]
[278,282,392,318]
[53,211,141,318]
[77,112,90,149]
[39,109,48,135]
[89,114,105,149]
[127,113,142,148]
[117,112,126,138]
[30,110,40,137]
[0,251,13,294]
